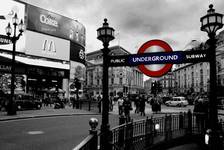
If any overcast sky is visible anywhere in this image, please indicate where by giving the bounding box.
[20,0,224,54]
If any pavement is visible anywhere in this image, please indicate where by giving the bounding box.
[0,105,99,121]
[1,102,222,122]
[0,104,202,150]
[0,102,196,122]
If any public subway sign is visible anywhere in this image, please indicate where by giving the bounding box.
[108,51,208,66]
[108,40,209,77]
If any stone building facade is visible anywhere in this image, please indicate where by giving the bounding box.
[85,46,144,98]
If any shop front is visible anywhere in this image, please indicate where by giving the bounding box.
[0,53,69,100]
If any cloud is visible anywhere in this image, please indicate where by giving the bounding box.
[102,0,204,35]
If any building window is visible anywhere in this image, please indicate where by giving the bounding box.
[111,78,114,84]
[119,78,123,85]
[97,79,100,85]
[200,69,203,83]
[191,72,194,87]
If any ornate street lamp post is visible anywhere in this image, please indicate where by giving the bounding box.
[5,13,25,115]
[200,4,223,149]
[97,18,115,150]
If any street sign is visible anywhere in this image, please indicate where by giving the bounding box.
[108,50,208,66]
[137,40,173,77]
[108,40,209,77]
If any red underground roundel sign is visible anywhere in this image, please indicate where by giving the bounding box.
[137,39,173,77]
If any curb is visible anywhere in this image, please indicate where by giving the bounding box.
[0,112,100,122]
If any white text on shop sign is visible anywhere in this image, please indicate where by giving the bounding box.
[0,35,11,45]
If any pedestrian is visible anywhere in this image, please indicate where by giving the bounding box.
[109,95,114,111]
[97,94,102,113]
[71,97,76,109]
[123,96,132,121]
[134,96,140,113]
[139,95,146,116]
[117,95,124,115]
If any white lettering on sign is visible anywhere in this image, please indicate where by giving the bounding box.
[42,39,56,54]
[132,55,178,63]
[186,54,206,59]
[40,14,58,27]
[0,65,11,71]
[0,37,11,44]
[79,49,85,60]
[111,59,125,63]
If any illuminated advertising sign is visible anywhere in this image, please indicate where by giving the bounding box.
[25,30,70,61]
[27,4,86,47]
[70,42,86,65]
[0,0,25,52]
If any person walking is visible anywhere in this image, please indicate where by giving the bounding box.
[97,94,102,113]
[117,95,124,115]
[123,96,132,122]
[139,95,146,116]
[134,96,140,114]
[109,95,114,111]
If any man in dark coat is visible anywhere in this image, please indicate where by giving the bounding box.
[123,96,132,122]
[139,95,146,116]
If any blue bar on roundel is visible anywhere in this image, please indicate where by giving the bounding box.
[128,51,183,65]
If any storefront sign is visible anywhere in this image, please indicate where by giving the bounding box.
[0,35,11,45]
[25,30,70,61]
[0,64,11,72]
[27,67,68,78]
[27,4,86,47]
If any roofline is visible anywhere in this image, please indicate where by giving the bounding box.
[86,45,131,56]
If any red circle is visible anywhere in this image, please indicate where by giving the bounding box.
[138,39,173,77]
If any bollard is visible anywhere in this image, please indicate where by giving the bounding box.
[89,118,98,150]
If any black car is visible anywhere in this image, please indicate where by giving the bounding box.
[15,94,42,110]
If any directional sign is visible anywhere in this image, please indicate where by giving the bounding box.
[108,40,209,77]
[108,50,208,66]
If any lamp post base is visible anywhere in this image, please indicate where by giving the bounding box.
[100,124,112,150]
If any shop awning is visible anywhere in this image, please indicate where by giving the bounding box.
[0,53,69,70]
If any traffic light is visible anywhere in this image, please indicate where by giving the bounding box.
[151,81,157,95]
[157,82,162,93]
[151,81,162,95]
[74,78,81,90]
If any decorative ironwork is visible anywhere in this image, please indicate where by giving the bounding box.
[73,111,224,150]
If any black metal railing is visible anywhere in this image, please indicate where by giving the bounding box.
[73,111,224,150]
